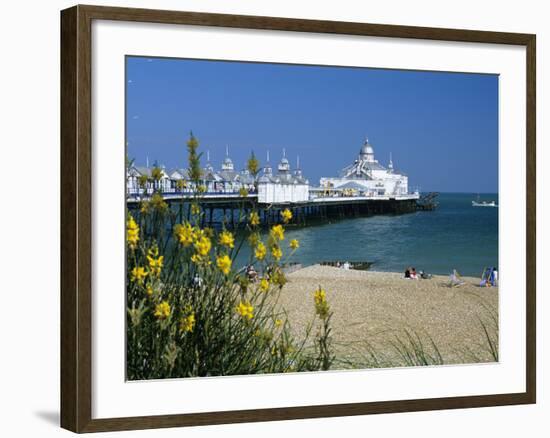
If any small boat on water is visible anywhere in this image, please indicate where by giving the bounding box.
[472,195,498,207]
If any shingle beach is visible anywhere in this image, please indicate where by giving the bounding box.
[277,265,499,367]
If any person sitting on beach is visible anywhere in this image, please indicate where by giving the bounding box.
[343,261,350,270]
[419,270,432,279]
[404,267,411,279]
[246,265,258,282]
[410,267,418,280]
[449,269,465,287]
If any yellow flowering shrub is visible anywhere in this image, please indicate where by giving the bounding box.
[249,211,260,226]
[255,241,267,260]
[271,245,283,261]
[270,224,285,241]
[281,208,293,224]
[151,192,168,212]
[191,203,201,216]
[126,133,333,380]
[194,235,212,256]
[147,246,164,277]
[131,266,147,284]
[216,254,232,275]
[140,201,150,215]
[239,187,249,197]
[127,215,140,250]
[314,287,326,305]
[180,310,196,333]
[174,222,194,246]
[236,301,254,320]
[269,267,287,289]
[218,230,235,249]
[191,253,210,266]
[259,277,270,292]
[154,301,171,320]
[314,287,330,319]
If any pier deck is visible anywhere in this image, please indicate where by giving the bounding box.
[127,191,422,227]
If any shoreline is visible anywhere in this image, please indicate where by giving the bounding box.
[285,264,486,283]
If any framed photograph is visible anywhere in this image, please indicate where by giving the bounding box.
[60,4,536,433]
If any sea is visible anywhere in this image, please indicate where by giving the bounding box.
[235,193,499,277]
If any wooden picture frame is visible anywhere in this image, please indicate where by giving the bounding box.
[60,4,536,433]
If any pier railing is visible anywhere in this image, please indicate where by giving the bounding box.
[127,190,420,205]
[127,191,258,203]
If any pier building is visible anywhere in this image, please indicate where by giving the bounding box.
[319,138,409,197]
[257,150,309,204]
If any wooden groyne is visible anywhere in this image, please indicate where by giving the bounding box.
[320,261,373,271]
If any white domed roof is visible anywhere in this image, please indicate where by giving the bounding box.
[359,137,376,162]
[222,145,234,170]
[221,156,234,171]
[278,150,290,173]
[361,144,374,155]
[360,138,374,156]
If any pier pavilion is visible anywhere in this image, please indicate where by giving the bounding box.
[319,138,409,197]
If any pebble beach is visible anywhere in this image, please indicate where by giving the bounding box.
[277,265,499,368]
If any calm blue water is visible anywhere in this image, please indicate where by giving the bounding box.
[236,193,498,277]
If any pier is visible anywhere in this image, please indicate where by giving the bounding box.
[127,137,436,228]
[127,191,421,228]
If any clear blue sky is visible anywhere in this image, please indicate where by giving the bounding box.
[126,56,498,193]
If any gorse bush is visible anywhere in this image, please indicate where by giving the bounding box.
[126,134,334,380]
